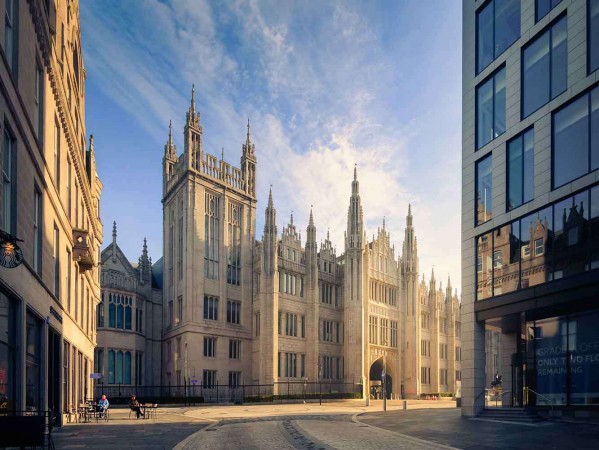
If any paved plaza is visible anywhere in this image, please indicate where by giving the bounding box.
[51,401,599,450]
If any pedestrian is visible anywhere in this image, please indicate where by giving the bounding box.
[129,394,144,418]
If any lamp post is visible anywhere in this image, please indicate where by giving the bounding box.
[317,362,322,406]
[382,352,387,412]
[382,339,388,412]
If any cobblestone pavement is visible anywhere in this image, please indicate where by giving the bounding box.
[176,414,457,450]
[358,408,599,450]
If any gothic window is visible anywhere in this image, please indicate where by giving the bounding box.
[227,300,241,325]
[108,350,115,383]
[204,295,219,321]
[169,211,174,285]
[227,203,242,286]
[108,294,132,330]
[204,193,220,279]
[391,321,398,347]
[108,294,115,327]
[203,337,216,357]
[97,297,104,328]
[178,209,183,280]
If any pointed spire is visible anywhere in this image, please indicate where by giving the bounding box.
[190,84,196,114]
[268,185,273,208]
[221,147,225,161]
[307,204,317,247]
[142,237,148,256]
[247,118,251,143]
[89,134,95,153]
[327,228,330,241]
[383,216,386,230]
[111,221,117,262]
[290,210,294,226]
[186,84,200,128]
[168,120,173,145]
[352,164,360,195]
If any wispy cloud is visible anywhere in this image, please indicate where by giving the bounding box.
[81,0,462,290]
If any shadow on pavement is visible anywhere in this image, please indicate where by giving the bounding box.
[358,408,599,450]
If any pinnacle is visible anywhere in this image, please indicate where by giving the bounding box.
[268,185,273,208]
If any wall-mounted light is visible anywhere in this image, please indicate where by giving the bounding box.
[0,229,23,268]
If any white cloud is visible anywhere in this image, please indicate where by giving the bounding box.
[81,0,462,294]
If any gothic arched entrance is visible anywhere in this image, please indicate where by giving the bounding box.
[369,358,392,399]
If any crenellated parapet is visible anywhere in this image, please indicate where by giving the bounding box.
[163,86,256,200]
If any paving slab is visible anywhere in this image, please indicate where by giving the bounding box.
[358,408,599,450]
[52,407,210,450]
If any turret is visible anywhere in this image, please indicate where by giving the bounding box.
[241,119,257,197]
[163,121,178,188]
[139,237,151,284]
[184,84,203,170]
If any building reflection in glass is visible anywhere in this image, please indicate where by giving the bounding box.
[476,185,599,300]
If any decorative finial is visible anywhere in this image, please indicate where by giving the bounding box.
[221,147,225,161]
[383,216,386,230]
[290,210,294,226]
[309,206,314,226]
[112,221,117,238]
[354,163,357,181]
[268,185,273,207]
[247,118,251,139]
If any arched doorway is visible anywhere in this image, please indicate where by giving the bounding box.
[369,358,392,399]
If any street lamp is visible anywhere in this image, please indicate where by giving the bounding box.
[0,230,23,268]
[317,362,322,406]
[382,339,388,412]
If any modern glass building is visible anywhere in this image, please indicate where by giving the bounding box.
[462,0,599,419]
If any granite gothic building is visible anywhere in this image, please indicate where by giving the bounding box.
[97,89,461,399]
[159,89,462,399]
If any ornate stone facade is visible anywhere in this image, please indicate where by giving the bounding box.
[155,89,461,399]
[96,223,163,390]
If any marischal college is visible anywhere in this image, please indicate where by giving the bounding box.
[95,89,463,401]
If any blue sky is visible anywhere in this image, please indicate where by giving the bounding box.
[81,0,462,291]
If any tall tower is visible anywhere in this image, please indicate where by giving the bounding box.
[305,208,320,380]
[162,87,257,389]
[401,204,420,397]
[343,166,368,395]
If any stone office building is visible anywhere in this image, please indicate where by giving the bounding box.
[153,90,461,399]
[0,0,102,425]
[462,0,599,418]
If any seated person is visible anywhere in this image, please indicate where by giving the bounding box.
[97,395,109,417]
[129,394,144,418]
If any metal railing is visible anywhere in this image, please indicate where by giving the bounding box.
[524,386,554,415]
[94,381,362,405]
[472,389,487,415]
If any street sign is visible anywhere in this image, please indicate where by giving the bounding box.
[191,379,198,385]
[90,373,102,379]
